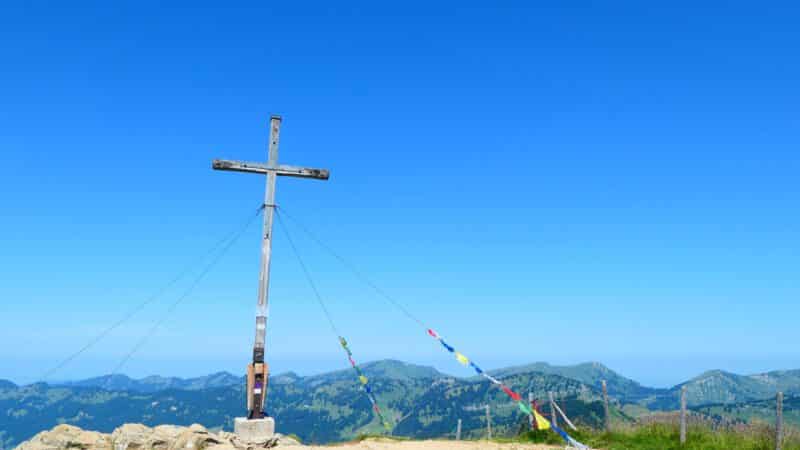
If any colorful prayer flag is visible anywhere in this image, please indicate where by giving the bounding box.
[502,385,521,401]
[337,335,392,433]
[483,374,502,385]
[534,410,551,430]
[425,329,589,448]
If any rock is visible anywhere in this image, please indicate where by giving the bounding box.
[274,435,301,447]
[171,424,221,450]
[14,425,301,450]
[215,433,236,442]
[152,427,184,444]
[15,424,112,450]
[111,423,158,450]
[108,423,193,450]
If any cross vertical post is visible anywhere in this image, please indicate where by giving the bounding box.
[528,392,534,429]
[549,391,558,428]
[249,116,280,420]
[212,115,329,428]
[486,404,492,440]
[602,380,611,433]
[680,386,687,445]
[777,391,783,450]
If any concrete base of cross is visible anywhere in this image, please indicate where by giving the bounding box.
[234,417,275,442]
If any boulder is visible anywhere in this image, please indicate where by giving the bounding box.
[171,424,221,450]
[151,427,184,445]
[15,424,112,450]
[109,423,191,450]
[111,424,154,450]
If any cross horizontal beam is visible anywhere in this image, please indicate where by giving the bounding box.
[212,159,329,180]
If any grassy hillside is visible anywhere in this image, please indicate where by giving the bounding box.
[489,362,660,401]
[0,362,599,448]
[520,423,800,450]
[5,360,800,449]
[697,395,800,427]
[751,370,800,395]
[641,369,797,410]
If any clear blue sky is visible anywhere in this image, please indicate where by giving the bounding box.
[1,1,797,388]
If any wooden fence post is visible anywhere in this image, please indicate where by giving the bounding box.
[549,391,559,428]
[529,392,534,429]
[680,386,687,445]
[602,380,611,433]
[486,404,492,440]
[456,418,462,441]
[777,392,784,450]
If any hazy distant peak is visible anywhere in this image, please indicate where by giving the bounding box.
[687,369,738,383]
[207,370,239,378]
[54,371,243,393]
[301,359,444,387]
[487,360,655,401]
[271,371,301,385]
[580,361,613,372]
[751,368,800,378]
[359,359,443,379]
[62,374,137,390]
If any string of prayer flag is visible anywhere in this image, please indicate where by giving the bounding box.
[339,336,392,431]
[275,209,587,447]
[426,328,589,449]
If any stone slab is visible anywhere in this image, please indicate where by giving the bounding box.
[233,417,275,442]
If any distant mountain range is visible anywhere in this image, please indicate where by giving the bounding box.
[637,369,800,410]
[681,369,800,405]
[696,393,800,426]
[486,361,659,401]
[1,360,796,449]
[56,371,243,393]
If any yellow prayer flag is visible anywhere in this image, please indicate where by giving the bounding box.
[455,352,469,366]
[533,410,551,430]
[359,375,368,385]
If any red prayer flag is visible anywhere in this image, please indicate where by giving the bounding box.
[502,385,521,401]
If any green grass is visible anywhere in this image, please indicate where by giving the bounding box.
[518,423,800,450]
[333,421,799,450]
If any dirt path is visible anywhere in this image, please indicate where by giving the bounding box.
[298,438,561,449]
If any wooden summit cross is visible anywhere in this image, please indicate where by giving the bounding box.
[212,115,329,421]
